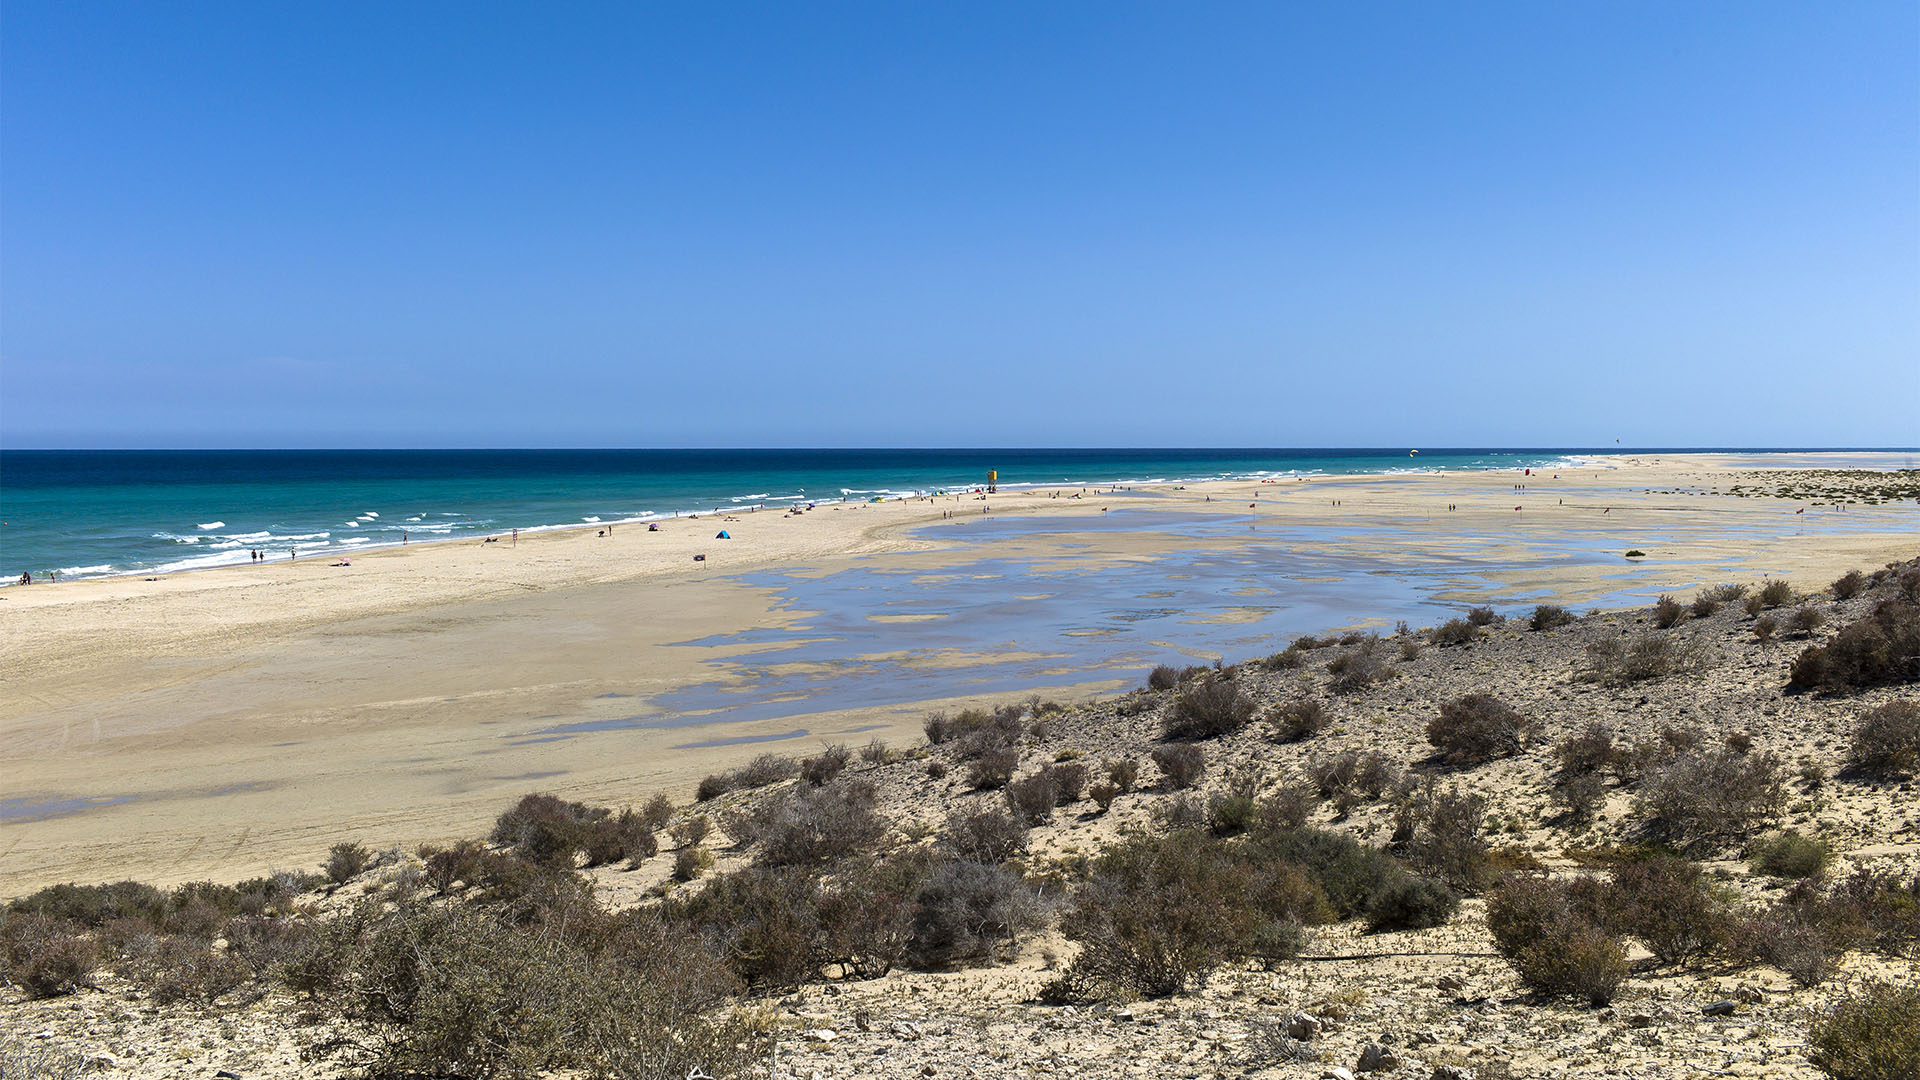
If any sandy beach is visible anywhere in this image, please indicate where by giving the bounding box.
[2,452,1915,895]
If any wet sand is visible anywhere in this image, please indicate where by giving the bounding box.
[2,452,1915,894]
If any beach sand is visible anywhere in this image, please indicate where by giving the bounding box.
[2,452,1914,894]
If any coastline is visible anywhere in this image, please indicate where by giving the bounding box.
[2,451,1916,894]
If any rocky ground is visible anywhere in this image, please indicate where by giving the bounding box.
[4,557,1916,1080]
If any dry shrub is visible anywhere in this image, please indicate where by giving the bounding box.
[1399,784,1492,892]
[1556,723,1616,776]
[1151,744,1207,790]
[301,899,756,1078]
[1530,604,1577,631]
[1056,833,1327,999]
[1163,678,1257,739]
[1847,701,1920,777]
[7,920,97,999]
[1582,632,1707,684]
[1427,694,1533,765]
[1466,606,1504,627]
[672,847,712,882]
[1690,595,1722,618]
[1325,640,1394,694]
[1004,771,1059,826]
[639,793,674,830]
[1791,605,1829,636]
[1753,615,1778,642]
[802,744,852,786]
[966,745,1020,790]
[1485,875,1628,1005]
[1652,595,1684,628]
[944,806,1029,862]
[1832,569,1869,600]
[1807,982,1920,1080]
[1635,749,1786,852]
[1147,664,1182,690]
[1792,601,1920,692]
[1758,578,1795,608]
[1104,758,1140,793]
[1307,749,1399,815]
[735,781,887,867]
[1609,857,1733,967]
[1270,698,1329,742]
[1089,781,1120,812]
[326,842,371,885]
[905,859,1042,970]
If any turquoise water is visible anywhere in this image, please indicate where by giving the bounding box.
[0,447,1592,581]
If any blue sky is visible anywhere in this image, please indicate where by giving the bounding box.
[3,2,1915,448]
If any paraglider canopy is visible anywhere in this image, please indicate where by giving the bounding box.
[715,530,731,539]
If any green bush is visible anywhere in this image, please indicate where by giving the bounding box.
[1808,982,1920,1080]
[1363,876,1459,932]
[325,842,371,885]
[1749,831,1834,879]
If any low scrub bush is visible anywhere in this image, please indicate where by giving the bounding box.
[1753,614,1778,642]
[1364,876,1460,933]
[860,737,891,765]
[1790,601,1920,692]
[1431,618,1480,646]
[1556,723,1616,776]
[1427,694,1533,764]
[1399,784,1492,892]
[1163,678,1257,739]
[1847,701,1920,777]
[1702,582,1748,603]
[639,794,674,830]
[1807,981,1920,1080]
[1636,749,1786,852]
[1151,744,1207,790]
[1466,606,1504,627]
[1088,781,1120,812]
[1690,595,1722,618]
[1758,578,1795,608]
[1530,604,1576,631]
[1104,757,1140,793]
[1269,698,1329,742]
[1147,664,1182,691]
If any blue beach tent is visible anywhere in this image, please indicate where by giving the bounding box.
[715,530,730,539]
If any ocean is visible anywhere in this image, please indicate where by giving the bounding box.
[0,447,1702,582]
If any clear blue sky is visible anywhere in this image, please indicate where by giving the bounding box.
[3,2,1916,448]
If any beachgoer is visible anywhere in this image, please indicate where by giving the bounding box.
[18,572,29,585]
[403,532,408,544]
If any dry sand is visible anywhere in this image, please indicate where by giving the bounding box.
[3,452,1915,894]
